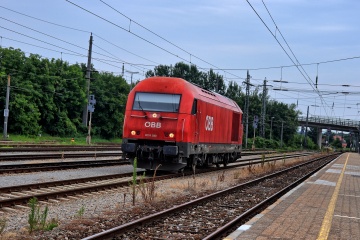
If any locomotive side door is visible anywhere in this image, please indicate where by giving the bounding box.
[191,98,199,144]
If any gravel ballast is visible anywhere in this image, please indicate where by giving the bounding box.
[0,154,314,239]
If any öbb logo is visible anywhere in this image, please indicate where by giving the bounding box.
[144,122,161,128]
[205,115,214,131]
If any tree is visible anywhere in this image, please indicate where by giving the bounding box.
[90,72,129,139]
[306,127,318,144]
[0,47,304,144]
[332,138,342,149]
[265,101,300,143]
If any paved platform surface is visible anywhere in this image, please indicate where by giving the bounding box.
[225,152,360,240]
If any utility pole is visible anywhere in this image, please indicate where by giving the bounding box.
[260,78,267,138]
[121,63,124,77]
[270,117,274,140]
[126,70,139,91]
[82,33,93,126]
[304,106,309,148]
[3,74,10,139]
[357,122,360,153]
[280,121,284,148]
[216,77,219,93]
[243,70,253,149]
[87,95,96,144]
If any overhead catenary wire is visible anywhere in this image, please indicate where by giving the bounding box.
[0,5,90,34]
[0,36,85,57]
[0,5,162,70]
[2,3,360,90]
[98,0,242,81]
[246,1,316,90]
[204,54,360,71]
[65,0,243,83]
[0,39,157,74]
[246,0,331,117]
[93,33,160,65]
[0,25,86,56]
[1,3,358,120]
[0,16,150,66]
[92,43,148,73]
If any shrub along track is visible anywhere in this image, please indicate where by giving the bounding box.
[81,153,340,240]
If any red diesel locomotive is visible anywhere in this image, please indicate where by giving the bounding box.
[121,76,243,171]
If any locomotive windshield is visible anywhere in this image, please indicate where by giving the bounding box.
[133,92,181,112]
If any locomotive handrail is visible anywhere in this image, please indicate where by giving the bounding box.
[182,118,185,141]
[130,114,147,118]
[160,116,178,120]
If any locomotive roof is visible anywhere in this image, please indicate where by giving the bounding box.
[136,77,242,113]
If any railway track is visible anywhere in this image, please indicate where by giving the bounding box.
[230,151,311,167]
[0,172,135,210]
[0,159,130,174]
[0,152,121,161]
[0,149,273,161]
[0,152,315,212]
[81,153,340,240]
[0,146,121,153]
[0,150,304,174]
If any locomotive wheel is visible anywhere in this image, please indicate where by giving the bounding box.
[192,163,196,174]
[191,155,197,174]
[223,154,229,167]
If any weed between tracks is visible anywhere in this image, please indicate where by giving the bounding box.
[28,197,58,234]
[138,165,160,204]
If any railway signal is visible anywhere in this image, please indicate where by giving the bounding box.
[88,95,96,113]
[327,127,331,135]
[87,95,96,144]
[253,115,259,129]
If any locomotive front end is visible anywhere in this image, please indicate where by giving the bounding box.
[122,89,187,171]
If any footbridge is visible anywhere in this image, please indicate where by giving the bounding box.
[298,115,360,150]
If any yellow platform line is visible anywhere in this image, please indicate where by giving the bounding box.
[317,153,349,240]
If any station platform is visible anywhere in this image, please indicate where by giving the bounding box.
[225,152,360,240]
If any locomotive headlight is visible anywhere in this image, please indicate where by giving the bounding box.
[169,133,175,138]
[131,130,136,136]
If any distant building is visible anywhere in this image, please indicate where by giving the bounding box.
[333,135,347,148]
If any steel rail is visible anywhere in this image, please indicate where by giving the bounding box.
[0,147,121,152]
[82,153,339,240]
[203,153,340,239]
[0,172,137,194]
[0,152,313,210]
[0,152,121,161]
[0,159,130,174]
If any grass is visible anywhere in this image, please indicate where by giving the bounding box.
[130,158,138,206]
[76,206,85,218]
[0,218,6,235]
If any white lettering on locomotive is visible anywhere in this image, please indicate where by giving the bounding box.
[144,122,161,128]
[205,115,214,131]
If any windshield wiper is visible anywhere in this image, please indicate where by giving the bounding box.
[137,95,147,117]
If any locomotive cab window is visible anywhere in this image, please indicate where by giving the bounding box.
[133,92,181,113]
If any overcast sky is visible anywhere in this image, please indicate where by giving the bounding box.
[1,0,360,123]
